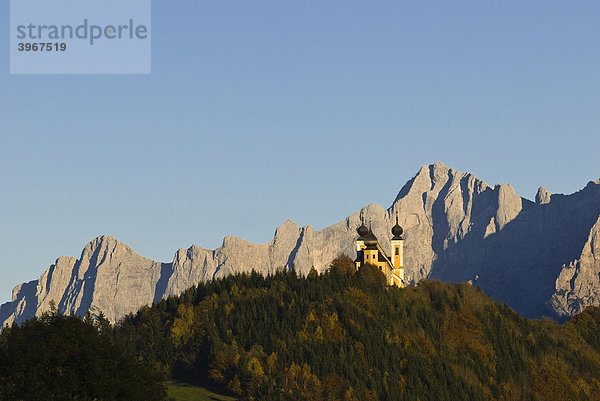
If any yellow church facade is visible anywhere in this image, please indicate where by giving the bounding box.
[354,216,405,287]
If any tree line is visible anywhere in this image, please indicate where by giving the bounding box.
[4,255,600,400]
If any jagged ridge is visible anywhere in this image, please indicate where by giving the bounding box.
[2,162,600,326]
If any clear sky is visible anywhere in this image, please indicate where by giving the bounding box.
[1,1,599,304]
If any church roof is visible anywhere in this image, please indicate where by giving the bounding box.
[363,230,378,245]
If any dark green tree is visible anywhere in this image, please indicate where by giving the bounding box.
[0,312,168,401]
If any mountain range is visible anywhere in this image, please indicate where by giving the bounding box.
[2,162,599,327]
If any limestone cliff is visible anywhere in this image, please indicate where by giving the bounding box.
[1,237,167,325]
[2,163,599,326]
[549,213,600,318]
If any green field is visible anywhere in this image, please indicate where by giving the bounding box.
[167,381,237,401]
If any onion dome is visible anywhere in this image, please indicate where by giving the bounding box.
[391,214,403,240]
[357,222,369,237]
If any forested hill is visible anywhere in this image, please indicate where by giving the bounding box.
[5,256,600,400]
[116,256,600,401]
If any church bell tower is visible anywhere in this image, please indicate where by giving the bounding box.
[390,213,404,286]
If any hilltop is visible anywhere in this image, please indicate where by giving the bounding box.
[6,258,600,400]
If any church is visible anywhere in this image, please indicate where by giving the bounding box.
[354,215,405,287]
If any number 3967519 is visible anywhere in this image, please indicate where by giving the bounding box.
[18,43,67,52]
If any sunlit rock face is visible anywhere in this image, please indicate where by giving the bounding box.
[2,164,599,326]
[550,215,600,318]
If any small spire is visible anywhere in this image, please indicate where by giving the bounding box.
[357,211,369,237]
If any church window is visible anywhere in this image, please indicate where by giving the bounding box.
[395,247,399,255]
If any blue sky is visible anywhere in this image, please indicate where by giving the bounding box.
[1,1,599,304]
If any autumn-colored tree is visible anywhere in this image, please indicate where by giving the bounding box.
[329,254,357,276]
[107,262,600,401]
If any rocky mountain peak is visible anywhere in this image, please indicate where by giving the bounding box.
[274,220,301,242]
[394,162,489,205]
[495,183,522,230]
[82,235,130,256]
[536,187,552,204]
